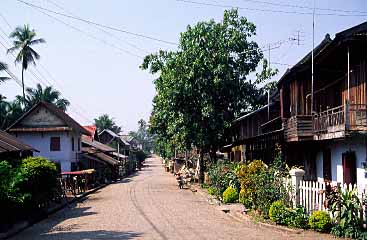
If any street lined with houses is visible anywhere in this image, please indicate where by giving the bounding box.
[11,156,332,240]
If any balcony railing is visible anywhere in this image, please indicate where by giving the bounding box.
[313,103,367,133]
[284,115,313,142]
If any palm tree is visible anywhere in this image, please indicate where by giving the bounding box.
[94,114,122,134]
[7,24,45,103]
[0,61,10,84]
[23,83,70,111]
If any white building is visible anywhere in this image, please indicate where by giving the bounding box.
[7,101,91,172]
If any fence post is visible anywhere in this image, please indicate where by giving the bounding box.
[289,169,305,207]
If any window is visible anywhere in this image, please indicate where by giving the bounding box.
[50,137,61,151]
[71,137,75,151]
[78,138,80,151]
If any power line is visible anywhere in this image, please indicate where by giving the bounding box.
[0,13,12,31]
[176,0,367,17]
[241,0,367,14]
[16,0,178,45]
[44,0,149,54]
[0,23,93,124]
[32,7,144,59]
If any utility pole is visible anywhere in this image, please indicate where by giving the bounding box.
[311,0,315,115]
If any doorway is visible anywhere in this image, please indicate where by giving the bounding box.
[342,151,357,185]
[323,148,332,181]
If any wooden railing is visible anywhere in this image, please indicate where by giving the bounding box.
[284,115,313,141]
[349,104,367,129]
[313,103,367,133]
[313,105,345,132]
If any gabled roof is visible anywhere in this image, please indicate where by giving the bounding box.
[81,135,116,152]
[0,130,37,153]
[277,34,332,85]
[278,22,367,86]
[7,101,90,136]
[99,129,130,146]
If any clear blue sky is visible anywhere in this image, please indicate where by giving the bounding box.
[1,0,366,132]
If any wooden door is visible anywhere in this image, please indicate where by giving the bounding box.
[342,151,356,185]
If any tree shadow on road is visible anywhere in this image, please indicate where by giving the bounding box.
[37,230,143,239]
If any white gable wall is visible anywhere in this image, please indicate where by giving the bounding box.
[14,131,82,172]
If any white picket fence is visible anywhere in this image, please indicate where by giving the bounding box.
[297,180,367,226]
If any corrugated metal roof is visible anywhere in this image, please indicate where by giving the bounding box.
[0,130,37,153]
[82,147,119,166]
[81,135,116,152]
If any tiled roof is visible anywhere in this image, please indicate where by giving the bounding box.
[83,125,97,140]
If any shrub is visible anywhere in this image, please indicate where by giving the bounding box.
[223,186,238,203]
[287,206,309,229]
[269,200,290,225]
[309,211,332,232]
[330,187,364,239]
[208,161,240,197]
[207,186,217,196]
[20,157,58,207]
[239,189,252,209]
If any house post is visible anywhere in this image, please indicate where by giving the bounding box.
[289,169,305,207]
[345,100,350,131]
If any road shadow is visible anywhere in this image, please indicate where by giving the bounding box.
[35,230,142,239]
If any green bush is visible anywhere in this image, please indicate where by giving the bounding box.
[20,157,58,207]
[239,189,252,209]
[237,147,289,217]
[309,211,332,232]
[208,162,240,197]
[222,186,238,203]
[287,206,308,229]
[269,200,290,225]
[269,201,308,228]
[330,187,364,239]
[207,186,217,196]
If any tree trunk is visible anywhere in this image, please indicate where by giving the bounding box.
[21,67,25,105]
[198,151,204,183]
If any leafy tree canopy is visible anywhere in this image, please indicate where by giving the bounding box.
[142,9,275,159]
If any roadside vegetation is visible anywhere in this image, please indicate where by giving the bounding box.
[203,147,367,239]
[0,157,59,231]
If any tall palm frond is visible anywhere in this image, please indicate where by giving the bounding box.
[22,83,69,111]
[7,24,45,102]
[0,61,10,83]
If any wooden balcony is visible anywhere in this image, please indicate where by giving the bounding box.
[313,103,367,140]
[284,115,314,142]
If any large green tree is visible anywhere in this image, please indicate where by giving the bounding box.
[23,83,70,111]
[94,114,121,134]
[7,24,45,103]
[142,9,271,178]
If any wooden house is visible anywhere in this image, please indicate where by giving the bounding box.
[7,101,91,172]
[225,22,367,186]
[278,22,367,185]
[224,93,283,163]
[81,134,120,181]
